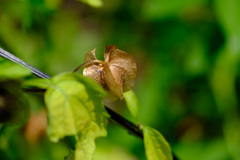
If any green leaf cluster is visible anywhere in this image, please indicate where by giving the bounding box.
[3,0,240,159]
[23,73,173,160]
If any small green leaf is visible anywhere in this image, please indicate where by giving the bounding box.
[0,58,31,80]
[142,125,173,160]
[23,78,52,89]
[76,0,103,8]
[124,90,139,120]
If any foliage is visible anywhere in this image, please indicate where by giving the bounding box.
[1,0,240,159]
[124,90,139,120]
[0,65,172,160]
[24,73,109,159]
[23,71,172,159]
[143,125,172,160]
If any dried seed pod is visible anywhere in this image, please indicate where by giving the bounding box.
[74,45,137,102]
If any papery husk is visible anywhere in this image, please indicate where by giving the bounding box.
[84,49,97,62]
[82,45,137,102]
[103,59,123,99]
[104,45,137,92]
[83,49,102,86]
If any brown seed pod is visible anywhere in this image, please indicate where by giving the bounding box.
[74,45,137,102]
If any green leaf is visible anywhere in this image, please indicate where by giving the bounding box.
[76,0,103,8]
[142,125,173,160]
[40,72,109,159]
[23,78,52,89]
[124,90,139,120]
[53,73,107,98]
[0,58,31,80]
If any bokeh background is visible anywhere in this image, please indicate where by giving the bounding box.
[1,0,240,159]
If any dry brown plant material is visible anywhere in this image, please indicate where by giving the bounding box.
[24,109,47,144]
[74,45,137,103]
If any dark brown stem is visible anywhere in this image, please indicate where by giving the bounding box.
[105,107,143,139]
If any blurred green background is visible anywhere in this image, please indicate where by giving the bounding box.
[1,0,240,159]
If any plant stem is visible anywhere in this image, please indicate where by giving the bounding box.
[0,47,179,160]
[0,48,50,79]
[105,107,143,139]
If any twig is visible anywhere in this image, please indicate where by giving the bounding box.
[105,107,143,139]
[0,48,50,78]
[0,47,179,160]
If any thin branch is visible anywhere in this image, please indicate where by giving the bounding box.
[0,48,50,79]
[106,107,143,138]
[0,47,179,160]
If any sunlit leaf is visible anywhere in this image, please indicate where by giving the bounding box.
[52,72,107,98]
[143,125,173,160]
[124,90,139,120]
[25,72,109,159]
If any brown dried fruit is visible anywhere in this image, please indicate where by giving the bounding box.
[74,45,137,102]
